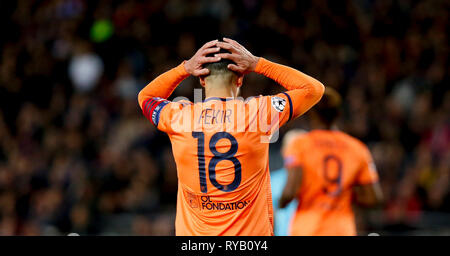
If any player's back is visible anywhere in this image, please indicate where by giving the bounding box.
[138,52,325,236]
[167,97,279,236]
[286,130,377,236]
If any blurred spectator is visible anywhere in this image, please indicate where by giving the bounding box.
[68,41,104,93]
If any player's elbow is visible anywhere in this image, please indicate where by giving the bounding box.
[303,80,325,106]
[137,89,148,109]
[312,81,325,103]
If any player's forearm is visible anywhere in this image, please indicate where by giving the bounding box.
[254,58,324,100]
[138,62,190,108]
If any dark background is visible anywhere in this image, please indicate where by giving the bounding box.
[0,0,448,235]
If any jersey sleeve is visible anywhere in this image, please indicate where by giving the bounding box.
[248,93,299,142]
[265,92,294,129]
[355,144,379,185]
[264,87,326,129]
[141,97,170,128]
[254,58,325,126]
[141,97,190,133]
[257,90,307,134]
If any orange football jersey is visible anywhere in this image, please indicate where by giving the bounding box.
[283,130,379,236]
[139,58,324,235]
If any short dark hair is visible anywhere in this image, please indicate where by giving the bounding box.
[202,44,238,77]
[313,87,342,125]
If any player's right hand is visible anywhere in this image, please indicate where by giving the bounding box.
[184,40,221,76]
[215,38,260,75]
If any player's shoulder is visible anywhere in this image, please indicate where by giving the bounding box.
[165,99,193,111]
[243,95,263,104]
[195,97,248,105]
[175,99,194,106]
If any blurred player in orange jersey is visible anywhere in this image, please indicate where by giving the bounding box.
[138,38,324,235]
[280,87,383,236]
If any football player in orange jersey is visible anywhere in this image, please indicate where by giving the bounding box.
[280,87,383,236]
[138,38,324,235]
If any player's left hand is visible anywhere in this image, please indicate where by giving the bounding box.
[215,38,259,75]
[184,40,221,76]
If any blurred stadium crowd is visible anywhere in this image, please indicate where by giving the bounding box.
[0,0,448,235]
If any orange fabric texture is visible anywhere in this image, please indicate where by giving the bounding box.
[138,58,324,235]
[138,62,189,108]
[283,130,379,236]
[255,58,325,119]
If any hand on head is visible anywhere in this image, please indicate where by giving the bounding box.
[215,38,260,75]
[184,40,221,77]
[184,38,259,77]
